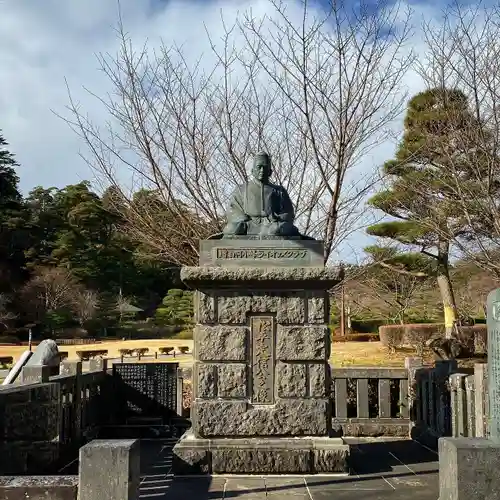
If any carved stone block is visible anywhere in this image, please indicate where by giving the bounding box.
[276,362,307,398]
[173,430,350,474]
[218,364,247,398]
[195,363,217,399]
[309,363,327,397]
[192,399,329,437]
[196,292,215,324]
[307,292,328,323]
[277,294,305,324]
[276,325,327,360]
[195,325,248,361]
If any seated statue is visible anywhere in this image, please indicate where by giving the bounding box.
[222,152,301,237]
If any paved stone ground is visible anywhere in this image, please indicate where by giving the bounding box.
[138,437,439,499]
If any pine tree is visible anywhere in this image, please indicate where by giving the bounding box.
[367,88,487,336]
[155,289,193,327]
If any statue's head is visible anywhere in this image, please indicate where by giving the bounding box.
[251,152,272,183]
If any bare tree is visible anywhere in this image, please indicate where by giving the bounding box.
[344,264,434,324]
[0,293,17,330]
[21,267,80,321]
[72,289,98,327]
[62,0,414,264]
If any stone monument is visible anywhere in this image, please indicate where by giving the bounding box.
[173,152,349,474]
[437,288,500,499]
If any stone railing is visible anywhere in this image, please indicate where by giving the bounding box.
[404,358,491,447]
[331,366,410,436]
[449,362,489,438]
[0,359,111,475]
[407,357,458,446]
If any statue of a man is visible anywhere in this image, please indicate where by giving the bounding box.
[222,152,301,237]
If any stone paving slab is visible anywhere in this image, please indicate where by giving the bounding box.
[138,437,439,499]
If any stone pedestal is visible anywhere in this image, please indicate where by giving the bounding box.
[173,239,349,474]
[78,439,140,500]
[438,437,500,499]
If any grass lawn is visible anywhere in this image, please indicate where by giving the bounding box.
[0,339,439,368]
[330,342,435,367]
[0,338,195,364]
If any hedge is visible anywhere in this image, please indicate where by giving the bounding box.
[379,323,488,355]
[332,333,380,343]
[379,323,443,354]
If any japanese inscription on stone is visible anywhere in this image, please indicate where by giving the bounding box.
[251,316,274,405]
[487,289,500,442]
[216,248,307,260]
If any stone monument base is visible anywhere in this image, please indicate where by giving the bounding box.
[173,430,350,474]
[438,437,500,499]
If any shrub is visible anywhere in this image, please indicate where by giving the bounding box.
[403,324,443,355]
[134,347,149,356]
[378,325,405,353]
[178,345,191,354]
[155,289,194,327]
[350,319,386,333]
[55,328,89,339]
[473,325,487,354]
[0,335,21,345]
[76,349,108,361]
[332,333,380,343]
[119,348,133,356]
[174,329,193,340]
[379,323,443,354]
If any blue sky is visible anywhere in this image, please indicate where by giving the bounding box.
[0,0,428,191]
[0,0,455,260]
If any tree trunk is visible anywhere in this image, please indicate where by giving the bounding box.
[436,240,458,339]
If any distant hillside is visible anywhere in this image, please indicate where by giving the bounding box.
[331,258,498,327]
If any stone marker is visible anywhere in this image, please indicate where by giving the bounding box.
[487,288,500,442]
[173,150,350,474]
[438,287,500,499]
[78,440,140,500]
[25,339,60,366]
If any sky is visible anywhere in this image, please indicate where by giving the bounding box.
[0,0,453,260]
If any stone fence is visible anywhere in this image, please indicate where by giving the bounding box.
[0,359,111,475]
[0,357,490,498]
[448,363,489,438]
[405,358,490,446]
[331,367,410,436]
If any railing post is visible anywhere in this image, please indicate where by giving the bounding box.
[465,374,475,437]
[474,362,489,437]
[21,365,50,384]
[450,373,468,437]
[433,359,457,437]
[177,368,184,416]
[78,440,140,500]
[405,356,423,435]
[61,361,83,443]
[89,358,108,372]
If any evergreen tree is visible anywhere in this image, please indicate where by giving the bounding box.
[367,88,486,336]
[155,289,194,327]
[0,132,27,290]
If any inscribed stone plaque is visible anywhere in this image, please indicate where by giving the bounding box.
[199,239,324,267]
[251,316,275,405]
[487,288,500,442]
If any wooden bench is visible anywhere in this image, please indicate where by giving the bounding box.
[76,350,108,361]
[0,356,13,367]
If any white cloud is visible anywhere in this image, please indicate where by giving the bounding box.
[0,0,446,259]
